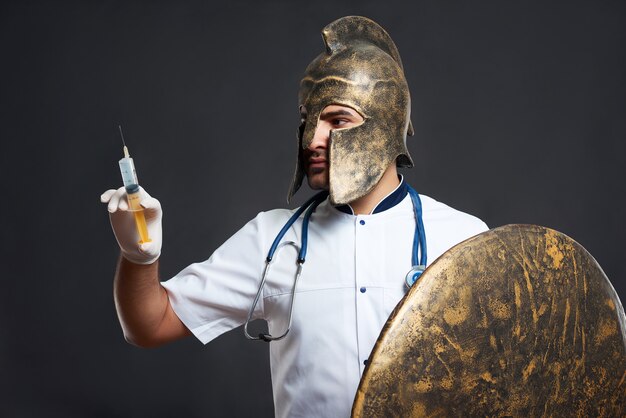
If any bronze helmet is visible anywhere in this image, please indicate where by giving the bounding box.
[288,16,414,205]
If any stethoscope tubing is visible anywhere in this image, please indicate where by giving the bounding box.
[244,191,327,341]
[244,186,426,342]
[407,186,427,267]
[266,191,329,263]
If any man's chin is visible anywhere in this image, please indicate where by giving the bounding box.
[306,174,329,191]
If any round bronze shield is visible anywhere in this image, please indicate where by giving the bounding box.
[352,224,626,417]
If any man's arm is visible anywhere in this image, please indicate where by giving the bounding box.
[102,187,191,347]
[113,257,191,348]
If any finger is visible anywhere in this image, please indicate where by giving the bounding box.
[138,186,152,199]
[118,195,129,211]
[140,196,161,211]
[107,187,127,213]
[139,241,159,261]
[100,189,117,203]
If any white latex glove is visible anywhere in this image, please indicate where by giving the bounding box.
[100,186,162,265]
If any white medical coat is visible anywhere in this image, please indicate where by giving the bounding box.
[162,191,488,418]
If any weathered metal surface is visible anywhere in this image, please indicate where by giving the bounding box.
[288,16,414,205]
[352,224,626,417]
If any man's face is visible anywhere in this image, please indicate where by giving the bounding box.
[301,104,365,190]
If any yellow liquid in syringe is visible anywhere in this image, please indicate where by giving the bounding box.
[126,188,151,244]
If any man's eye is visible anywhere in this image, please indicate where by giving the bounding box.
[332,119,347,126]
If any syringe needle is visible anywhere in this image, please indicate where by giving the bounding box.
[118,124,130,158]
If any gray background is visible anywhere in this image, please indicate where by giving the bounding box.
[1,0,625,416]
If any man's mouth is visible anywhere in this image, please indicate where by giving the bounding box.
[305,151,328,170]
[308,157,327,165]
[307,158,327,174]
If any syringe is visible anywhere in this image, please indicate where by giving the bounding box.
[118,125,151,244]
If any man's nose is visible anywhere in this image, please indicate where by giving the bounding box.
[308,122,330,149]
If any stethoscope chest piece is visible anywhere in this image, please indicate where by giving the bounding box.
[405,265,425,289]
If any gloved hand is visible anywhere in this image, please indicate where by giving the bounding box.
[100,187,162,265]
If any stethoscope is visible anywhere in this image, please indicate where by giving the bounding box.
[244,185,427,342]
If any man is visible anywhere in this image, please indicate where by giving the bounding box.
[101,16,487,417]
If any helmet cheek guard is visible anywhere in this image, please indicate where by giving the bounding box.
[328,122,399,205]
[287,16,414,205]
